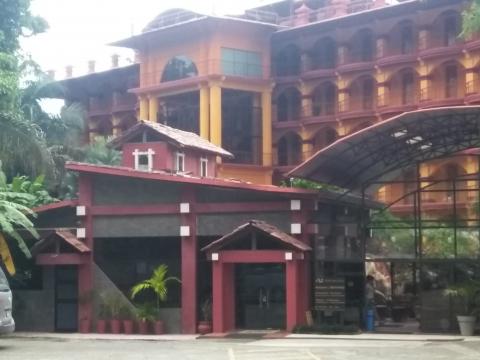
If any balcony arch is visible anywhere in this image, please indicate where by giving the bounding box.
[387,68,420,107]
[310,37,337,70]
[430,10,462,48]
[428,161,469,204]
[388,20,417,56]
[349,28,375,63]
[274,44,302,77]
[311,127,338,152]
[275,87,302,122]
[277,132,302,166]
[311,82,337,116]
[347,75,377,112]
[160,55,198,82]
[429,60,466,101]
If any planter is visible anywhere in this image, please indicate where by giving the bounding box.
[96,319,107,333]
[457,315,477,336]
[79,319,91,333]
[197,321,212,335]
[123,320,134,334]
[153,320,164,335]
[110,319,122,334]
[138,320,149,334]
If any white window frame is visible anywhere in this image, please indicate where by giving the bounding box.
[200,157,208,177]
[133,149,155,172]
[175,151,185,173]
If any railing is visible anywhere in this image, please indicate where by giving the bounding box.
[466,80,477,94]
[347,0,375,14]
[311,102,337,117]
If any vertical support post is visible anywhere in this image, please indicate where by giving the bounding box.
[199,85,210,140]
[453,178,457,259]
[148,95,158,122]
[261,90,273,166]
[212,261,235,333]
[286,260,299,331]
[139,96,149,120]
[77,175,94,329]
[209,84,222,147]
[181,186,197,334]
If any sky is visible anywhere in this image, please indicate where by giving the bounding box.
[23,0,277,78]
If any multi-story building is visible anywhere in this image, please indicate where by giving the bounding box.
[59,0,479,208]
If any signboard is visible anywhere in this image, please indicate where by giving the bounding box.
[314,277,345,312]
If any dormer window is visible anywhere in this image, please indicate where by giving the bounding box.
[133,149,155,171]
[175,151,185,172]
[200,157,208,177]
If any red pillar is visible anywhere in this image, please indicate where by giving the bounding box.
[181,187,197,334]
[286,260,300,332]
[212,261,235,333]
[78,175,94,327]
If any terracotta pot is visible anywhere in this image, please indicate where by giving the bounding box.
[96,319,107,333]
[153,320,164,334]
[110,319,121,334]
[138,320,149,334]
[79,319,91,333]
[197,321,212,335]
[123,320,134,334]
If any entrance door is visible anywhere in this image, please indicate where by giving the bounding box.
[235,264,285,330]
[55,266,78,332]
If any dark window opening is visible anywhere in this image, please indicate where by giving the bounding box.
[161,56,198,82]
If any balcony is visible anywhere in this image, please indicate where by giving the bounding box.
[112,93,137,113]
[418,43,464,61]
[88,98,112,117]
[338,97,376,121]
[376,53,417,68]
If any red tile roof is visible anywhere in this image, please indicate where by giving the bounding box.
[33,200,78,214]
[65,161,317,196]
[31,229,91,255]
[202,220,312,252]
[110,120,233,158]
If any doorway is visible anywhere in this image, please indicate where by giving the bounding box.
[54,266,78,332]
[235,263,286,330]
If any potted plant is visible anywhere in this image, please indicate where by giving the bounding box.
[131,264,180,335]
[197,297,212,335]
[445,280,480,336]
[135,303,157,334]
[103,291,123,334]
[78,290,94,333]
[96,302,109,334]
[120,305,135,334]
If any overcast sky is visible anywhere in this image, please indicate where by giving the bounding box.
[22,0,279,79]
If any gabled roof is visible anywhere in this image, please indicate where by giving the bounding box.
[109,120,234,158]
[33,200,78,213]
[201,219,312,252]
[31,229,91,256]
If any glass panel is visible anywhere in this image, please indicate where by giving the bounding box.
[420,263,454,332]
[457,229,480,259]
[422,227,455,259]
[0,268,9,290]
[367,227,416,260]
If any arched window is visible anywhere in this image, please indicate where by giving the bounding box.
[277,133,302,166]
[445,64,458,98]
[444,15,458,47]
[312,83,337,116]
[401,72,415,105]
[277,88,301,122]
[274,45,301,76]
[161,56,198,82]
[400,25,414,54]
[312,128,337,152]
[311,38,336,70]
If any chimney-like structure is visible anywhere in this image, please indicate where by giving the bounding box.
[65,65,73,78]
[46,69,55,80]
[88,60,96,74]
[330,0,350,17]
[294,1,312,26]
[111,54,120,68]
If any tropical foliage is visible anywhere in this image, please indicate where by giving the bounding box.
[131,264,180,311]
[462,0,480,37]
[0,166,39,258]
[444,280,480,316]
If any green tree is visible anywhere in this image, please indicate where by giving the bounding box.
[462,0,480,37]
[0,0,50,178]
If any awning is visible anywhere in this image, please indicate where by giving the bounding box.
[289,107,480,193]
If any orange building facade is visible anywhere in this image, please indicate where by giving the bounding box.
[59,0,480,208]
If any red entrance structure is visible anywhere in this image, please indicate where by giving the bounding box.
[202,220,311,333]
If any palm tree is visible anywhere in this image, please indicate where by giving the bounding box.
[131,264,180,310]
